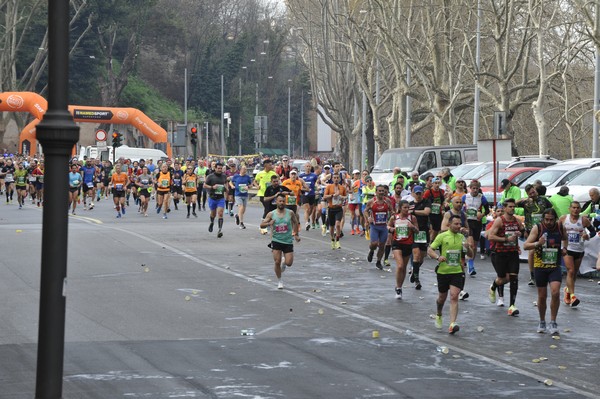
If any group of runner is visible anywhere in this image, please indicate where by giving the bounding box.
[4,153,599,336]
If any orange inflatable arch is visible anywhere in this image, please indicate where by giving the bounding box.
[0,92,171,156]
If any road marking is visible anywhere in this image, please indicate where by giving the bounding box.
[69,214,103,224]
[73,217,598,399]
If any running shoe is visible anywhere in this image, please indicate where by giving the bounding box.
[312,223,316,230]
[331,241,336,250]
[375,261,383,270]
[277,281,284,290]
[335,241,341,249]
[496,297,504,307]
[229,210,234,217]
[563,287,571,305]
[435,315,442,329]
[528,278,535,286]
[395,287,403,300]
[217,231,223,238]
[18,204,22,209]
[459,291,469,300]
[89,203,94,210]
[384,259,390,267]
[163,214,167,219]
[241,223,246,229]
[367,249,374,263]
[192,212,197,217]
[409,272,415,283]
[187,214,190,219]
[306,222,310,231]
[507,305,519,316]
[260,227,268,235]
[208,223,214,233]
[480,254,485,260]
[116,213,121,218]
[414,280,422,290]
[351,228,355,235]
[121,206,126,215]
[489,285,496,303]
[156,206,161,214]
[235,214,240,225]
[570,294,580,307]
[549,321,559,335]
[468,263,476,276]
[174,202,178,210]
[449,322,460,335]
[321,225,327,236]
[537,321,547,333]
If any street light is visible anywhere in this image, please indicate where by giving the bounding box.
[288,79,292,156]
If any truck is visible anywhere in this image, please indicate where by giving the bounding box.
[78,145,168,162]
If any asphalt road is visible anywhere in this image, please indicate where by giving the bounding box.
[1,196,599,398]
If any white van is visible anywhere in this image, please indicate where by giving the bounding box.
[371,145,478,186]
[79,145,168,162]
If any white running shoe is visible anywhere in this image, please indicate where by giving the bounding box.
[496,297,504,307]
[277,281,284,290]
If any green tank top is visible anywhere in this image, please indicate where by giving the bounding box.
[272,208,293,245]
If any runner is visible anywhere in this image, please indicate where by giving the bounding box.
[31,161,44,207]
[427,215,472,334]
[254,159,278,234]
[182,166,198,218]
[323,173,348,250]
[27,160,38,204]
[204,162,228,237]
[68,163,82,215]
[171,162,184,211]
[364,184,394,269]
[361,176,376,237]
[1,158,16,204]
[559,201,594,307]
[517,183,553,286]
[299,162,319,231]
[135,166,153,217]
[487,198,524,316]
[230,165,252,228]
[462,180,490,276]
[348,170,363,235]
[260,193,301,289]
[155,163,172,219]
[225,160,238,216]
[441,195,470,301]
[194,159,208,210]
[80,159,97,210]
[389,200,418,299]
[282,168,304,215]
[523,208,567,335]
[423,177,445,242]
[484,205,506,306]
[408,185,432,290]
[111,163,129,218]
[14,161,29,209]
[317,164,333,236]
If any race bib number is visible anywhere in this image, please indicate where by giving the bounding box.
[395,220,409,239]
[275,223,289,234]
[140,179,149,187]
[17,176,26,184]
[160,179,169,187]
[568,232,581,243]
[186,180,196,188]
[72,179,80,186]
[86,182,94,188]
[214,184,225,194]
[38,176,44,183]
[504,232,517,247]
[115,183,124,191]
[541,248,558,265]
[414,231,427,243]
[238,184,248,194]
[446,250,461,266]
[198,175,205,183]
[5,173,13,182]
[375,212,387,225]
[173,178,181,185]
[29,176,37,182]
[286,195,297,205]
[365,192,375,199]
[332,195,343,206]
[431,203,441,215]
[531,214,542,225]
[466,208,478,219]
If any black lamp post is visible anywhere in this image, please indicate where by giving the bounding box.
[34,1,80,398]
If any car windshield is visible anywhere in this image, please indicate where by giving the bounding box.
[569,169,600,186]
[451,163,480,179]
[478,171,512,187]
[372,149,422,172]
[462,162,508,179]
[520,169,566,187]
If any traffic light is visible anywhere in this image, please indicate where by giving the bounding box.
[190,126,198,145]
[112,131,123,148]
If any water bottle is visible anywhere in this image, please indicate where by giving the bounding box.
[542,232,548,248]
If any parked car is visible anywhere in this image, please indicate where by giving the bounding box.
[291,159,309,171]
[519,158,600,191]
[461,157,559,185]
[546,165,600,202]
[448,161,484,179]
[478,167,543,203]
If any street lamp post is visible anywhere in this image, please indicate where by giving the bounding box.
[300,90,304,158]
[221,74,226,156]
[288,85,291,156]
[35,0,80,397]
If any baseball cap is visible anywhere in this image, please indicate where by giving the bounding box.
[324,164,331,169]
[352,169,360,174]
[432,177,441,183]
[500,179,510,189]
[290,169,298,174]
[413,185,424,193]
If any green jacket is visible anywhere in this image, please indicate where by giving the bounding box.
[549,194,573,217]
[500,185,522,203]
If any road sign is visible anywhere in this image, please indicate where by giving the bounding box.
[95,129,107,141]
[97,140,107,150]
